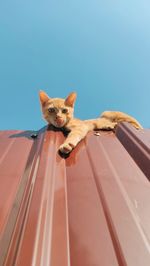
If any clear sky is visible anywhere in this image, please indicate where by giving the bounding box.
[0,0,149,130]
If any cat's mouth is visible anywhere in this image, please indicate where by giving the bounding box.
[54,117,65,128]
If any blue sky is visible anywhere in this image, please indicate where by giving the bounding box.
[0,0,149,130]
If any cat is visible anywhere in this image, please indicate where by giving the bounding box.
[39,91,143,154]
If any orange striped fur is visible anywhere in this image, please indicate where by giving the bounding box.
[39,91,143,154]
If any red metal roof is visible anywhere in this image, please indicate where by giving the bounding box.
[0,124,150,266]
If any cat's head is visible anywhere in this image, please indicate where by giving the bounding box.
[39,90,77,128]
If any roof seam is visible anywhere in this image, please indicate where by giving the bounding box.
[86,139,127,266]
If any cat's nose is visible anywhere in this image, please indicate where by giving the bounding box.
[56,114,61,119]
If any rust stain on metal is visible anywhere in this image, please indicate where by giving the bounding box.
[0,123,149,266]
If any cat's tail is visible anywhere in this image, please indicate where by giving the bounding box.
[100,111,143,129]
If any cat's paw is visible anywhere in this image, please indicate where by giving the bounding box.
[59,142,75,154]
[102,122,117,130]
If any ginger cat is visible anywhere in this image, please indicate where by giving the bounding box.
[39,91,143,154]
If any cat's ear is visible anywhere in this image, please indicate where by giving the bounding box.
[39,90,50,106]
[65,92,77,107]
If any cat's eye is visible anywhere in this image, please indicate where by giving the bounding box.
[62,108,68,114]
[48,107,55,113]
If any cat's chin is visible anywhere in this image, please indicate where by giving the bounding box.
[54,124,64,128]
[52,121,66,128]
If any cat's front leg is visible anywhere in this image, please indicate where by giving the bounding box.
[59,138,80,154]
[59,126,89,154]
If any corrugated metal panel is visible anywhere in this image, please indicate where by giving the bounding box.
[116,122,150,180]
[0,124,150,266]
